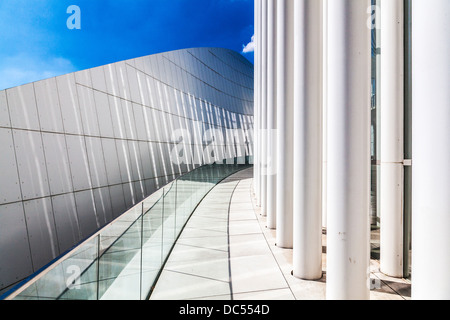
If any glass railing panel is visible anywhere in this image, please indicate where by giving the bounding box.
[58,236,99,300]
[98,206,142,300]
[15,264,66,300]
[140,191,165,299]
[162,183,177,260]
[7,164,250,301]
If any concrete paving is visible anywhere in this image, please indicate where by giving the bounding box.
[150,167,411,300]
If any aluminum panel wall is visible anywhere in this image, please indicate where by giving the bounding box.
[0,47,254,293]
[42,133,73,195]
[7,84,40,131]
[51,193,81,253]
[0,128,22,205]
[102,138,122,185]
[56,74,84,135]
[0,90,11,127]
[34,78,64,133]
[85,137,108,188]
[23,197,59,270]
[65,135,92,191]
[94,91,114,138]
[74,190,99,238]
[77,86,100,137]
[92,187,113,225]
[0,202,33,289]
[13,129,50,200]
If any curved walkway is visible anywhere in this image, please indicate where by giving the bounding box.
[150,167,411,300]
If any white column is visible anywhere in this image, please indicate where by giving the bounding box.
[412,0,450,300]
[253,0,260,199]
[276,0,294,248]
[256,0,262,206]
[260,0,268,216]
[266,0,277,229]
[292,0,323,280]
[326,0,371,300]
[380,0,404,278]
[322,0,328,230]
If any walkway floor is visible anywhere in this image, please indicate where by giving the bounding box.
[150,167,411,300]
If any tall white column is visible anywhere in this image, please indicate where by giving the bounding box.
[266,0,277,229]
[322,0,328,230]
[412,0,450,300]
[260,0,268,216]
[292,0,323,280]
[256,0,263,207]
[253,0,260,200]
[275,0,294,248]
[326,0,371,300]
[380,0,404,278]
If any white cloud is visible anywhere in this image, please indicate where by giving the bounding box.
[0,54,76,90]
[242,34,255,53]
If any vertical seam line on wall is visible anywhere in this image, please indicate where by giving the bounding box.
[4,88,35,277]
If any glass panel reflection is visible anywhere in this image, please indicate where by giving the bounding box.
[10,164,249,300]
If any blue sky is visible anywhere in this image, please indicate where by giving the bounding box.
[0,0,255,90]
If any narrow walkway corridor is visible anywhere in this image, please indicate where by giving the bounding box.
[150,167,411,300]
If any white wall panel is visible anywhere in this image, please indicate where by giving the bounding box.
[13,129,50,200]
[137,72,150,107]
[133,181,145,203]
[104,64,120,96]
[143,57,153,76]
[94,91,114,138]
[150,56,161,81]
[144,179,157,198]
[51,193,81,253]
[0,128,22,204]
[127,64,142,104]
[77,85,100,137]
[116,139,132,183]
[122,99,137,140]
[128,140,144,182]
[74,190,100,238]
[122,182,135,208]
[134,57,145,73]
[147,107,163,141]
[115,62,132,100]
[93,187,113,225]
[34,78,64,133]
[7,83,40,131]
[65,135,92,191]
[149,142,162,178]
[102,138,122,185]
[0,202,33,288]
[138,141,153,179]
[0,90,11,127]
[42,133,73,195]
[90,66,107,93]
[85,137,108,188]
[56,74,84,135]
[132,103,148,141]
[109,184,126,219]
[75,69,92,87]
[109,95,126,139]
[23,197,59,270]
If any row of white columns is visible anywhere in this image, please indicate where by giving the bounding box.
[254,0,450,300]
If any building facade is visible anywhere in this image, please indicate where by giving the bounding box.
[253,0,450,300]
[0,47,254,293]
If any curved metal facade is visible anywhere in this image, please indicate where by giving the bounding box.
[0,47,254,292]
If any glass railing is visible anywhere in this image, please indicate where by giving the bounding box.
[7,164,249,300]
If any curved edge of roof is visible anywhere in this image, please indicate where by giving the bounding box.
[0,47,253,91]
